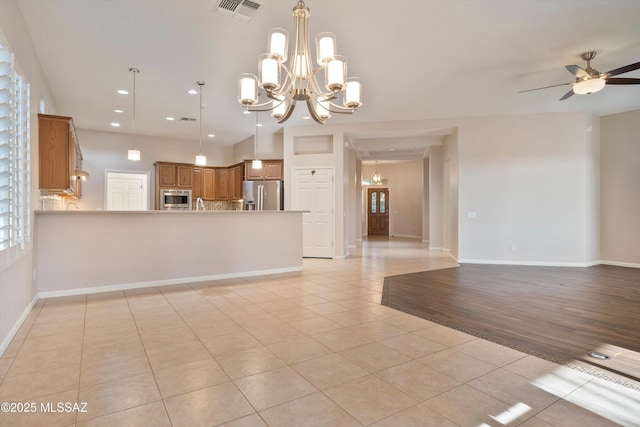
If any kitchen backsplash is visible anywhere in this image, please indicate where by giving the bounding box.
[193,200,242,211]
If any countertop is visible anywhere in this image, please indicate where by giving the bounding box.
[35,210,306,215]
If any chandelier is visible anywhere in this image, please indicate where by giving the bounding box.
[237,0,363,124]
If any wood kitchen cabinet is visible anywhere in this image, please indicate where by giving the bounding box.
[155,162,193,188]
[38,114,84,197]
[244,159,283,180]
[216,168,229,200]
[229,163,244,200]
[186,166,216,201]
[203,168,216,200]
[192,167,203,199]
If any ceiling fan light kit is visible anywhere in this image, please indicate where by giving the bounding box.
[237,0,363,124]
[572,77,606,95]
[520,51,640,100]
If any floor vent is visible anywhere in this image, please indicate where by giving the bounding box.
[215,0,261,22]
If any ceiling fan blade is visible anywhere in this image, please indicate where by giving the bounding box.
[605,77,640,85]
[605,61,640,77]
[559,90,574,101]
[566,65,589,78]
[518,82,572,94]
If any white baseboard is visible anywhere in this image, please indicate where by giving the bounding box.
[600,260,640,269]
[0,295,38,357]
[37,266,303,299]
[429,246,444,251]
[457,259,601,267]
[390,234,422,239]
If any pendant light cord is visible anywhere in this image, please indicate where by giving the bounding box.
[198,81,205,155]
[129,68,139,149]
[254,111,259,158]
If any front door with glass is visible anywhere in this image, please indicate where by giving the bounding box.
[367,188,389,236]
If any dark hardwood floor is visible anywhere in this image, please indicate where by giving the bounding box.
[381,264,640,382]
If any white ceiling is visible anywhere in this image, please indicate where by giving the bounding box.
[16,0,640,161]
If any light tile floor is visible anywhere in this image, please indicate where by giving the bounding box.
[1,237,639,426]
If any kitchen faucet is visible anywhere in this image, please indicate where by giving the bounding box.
[195,197,204,211]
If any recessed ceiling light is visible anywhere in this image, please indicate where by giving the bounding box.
[256,123,263,127]
[389,148,395,151]
[302,116,311,120]
[207,134,215,138]
[166,117,175,121]
[187,89,198,95]
[114,109,124,113]
[110,122,120,127]
[117,89,128,95]
[243,110,251,115]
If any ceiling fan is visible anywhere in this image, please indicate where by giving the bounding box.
[520,51,640,100]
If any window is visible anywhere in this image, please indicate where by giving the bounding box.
[0,32,31,269]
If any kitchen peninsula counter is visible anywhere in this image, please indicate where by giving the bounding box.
[35,210,304,297]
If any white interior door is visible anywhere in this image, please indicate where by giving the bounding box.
[106,172,148,211]
[293,168,334,258]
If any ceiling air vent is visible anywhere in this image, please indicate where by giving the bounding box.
[215,0,261,22]
[180,117,197,122]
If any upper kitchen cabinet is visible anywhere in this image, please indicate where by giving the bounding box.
[38,114,84,197]
[155,162,193,188]
[229,163,244,200]
[244,160,283,180]
[216,168,229,200]
[192,167,203,199]
[203,168,216,200]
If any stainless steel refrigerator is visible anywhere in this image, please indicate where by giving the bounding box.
[242,180,283,210]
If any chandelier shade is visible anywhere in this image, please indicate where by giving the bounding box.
[237,0,363,124]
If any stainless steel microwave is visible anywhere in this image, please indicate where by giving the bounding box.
[160,189,192,210]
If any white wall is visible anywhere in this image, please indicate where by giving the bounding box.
[457,113,600,266]
[76,129,233,210]
[421,158,430,243]
[429,146,444,250]
[283,127,347,258]
[443,131,459,260]
[601,110,640,267]
[232,130,283,164]
[348,150,358,247]
[0,0,57,356]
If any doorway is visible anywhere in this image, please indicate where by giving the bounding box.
[106,171,149,210]
[367,187,389,236]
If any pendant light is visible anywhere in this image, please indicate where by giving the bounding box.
[252,111,262,169]
[195,81,207,166]
[127,67,141,161]
[372,161,382,184]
